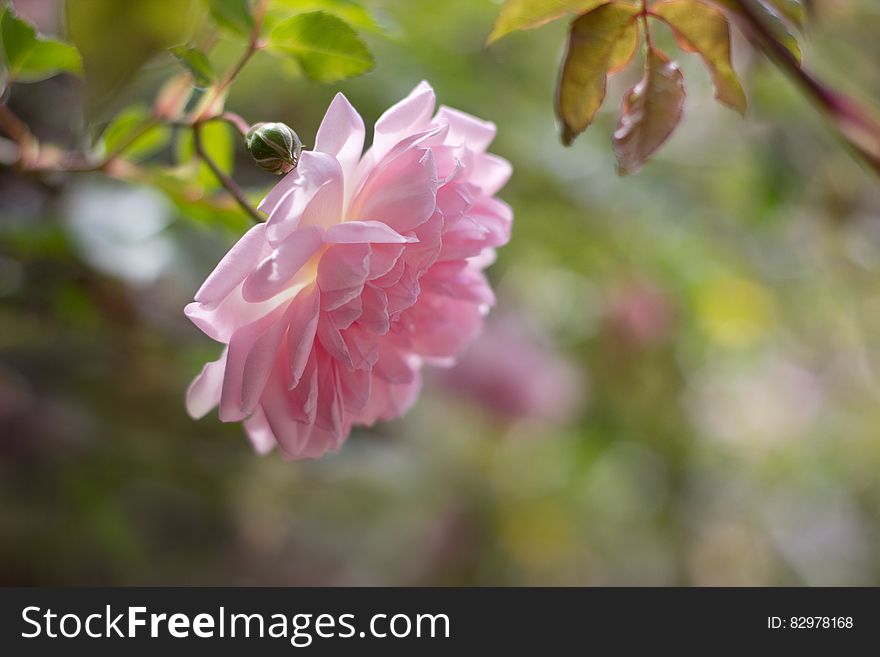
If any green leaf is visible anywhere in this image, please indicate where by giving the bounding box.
[556,2,640,146]
[67,0,202,115]
[15,40,82,81]
[170,46,215,88]
[607,19,639,74]
[208,0,254,36]
[708,0,801,62]
[176,120,234,189]
[1,5,37,70]
[654,0,746,114]
[487,0,607,44]
[269,0,382,33]
[268,11,373,83]
[1,6,81,82]
[613,48,686,175]
[102,107,171,160]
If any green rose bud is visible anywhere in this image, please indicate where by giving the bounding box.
[245,122,303,175]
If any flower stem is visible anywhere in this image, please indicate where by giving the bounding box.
[192,122,265,224]
[0,102,38,167]
[733,0,880,175]
[640,0,653,50]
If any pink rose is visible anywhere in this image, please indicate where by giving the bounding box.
[185,82,512,459]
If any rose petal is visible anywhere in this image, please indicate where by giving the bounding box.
[314,92,365,183]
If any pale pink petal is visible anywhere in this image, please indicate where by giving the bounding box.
[241,225,324,302]
[329,294,362,330]
[368,243,406,280]
[317,243,370,310]
[260,363,310,457]
[359,283,390,335]
[349,148,438,233]
[316,314,353,368]
[289,350,319,424]
[359,370,422,426]
[339,366,371,413]
[342,324,380,370]
[435,182,474,224]
[313,359,344,436]
[468,153,512,196]
[314,92,365,182]
[384,265,421,315]
[185,287,271,343]
[219,302,289,422]
[434,105,496,152]
[194,223,270,305]
[263,151,343,243]
[372,80,435,158]
[373,344,416,384]
[243,407,277,454]
[401,210,444,274]
[286,285,320,388]
[185,350,227,419]
[402,294,484,359]
[324,220,416,244]
[470,196,513,247]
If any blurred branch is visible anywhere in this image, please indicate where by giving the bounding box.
[0,103,38,167]
[733,0,880,176]
[196,0,268,122]
[217,111,251,137]
[192,121,264,224]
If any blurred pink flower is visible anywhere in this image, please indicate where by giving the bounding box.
[606,279,673,346]
[185,82,512,459]
[438,318,584,424]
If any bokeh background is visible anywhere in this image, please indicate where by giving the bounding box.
[3,0,880,585]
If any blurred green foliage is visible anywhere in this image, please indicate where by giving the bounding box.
[1,0,880,586]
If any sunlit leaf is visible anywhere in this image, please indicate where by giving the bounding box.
[207,0,254,36]
[1,5,35,71]
[268,11,373,83]
[1,6,82,82]
[557,2,640,146]
[170,46,215,88]
[613,48,686,175]
[67,0,202,115]
[708,0,801,62]
[607,18,639,74]
[102,107,171,160]
[487,0,607,44]
[654,0,746,114]
[270,0,382,33]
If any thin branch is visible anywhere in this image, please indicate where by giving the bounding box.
[196,0,269,122]
[217,111,251,137]
[640,0,653,49]
[192,122,264,224]
[733,0,880,175]
[0,102,38,166]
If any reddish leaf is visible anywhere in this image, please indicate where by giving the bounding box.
[653,0,746,114]
[613,48,686,175]
[556,2,640,145]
